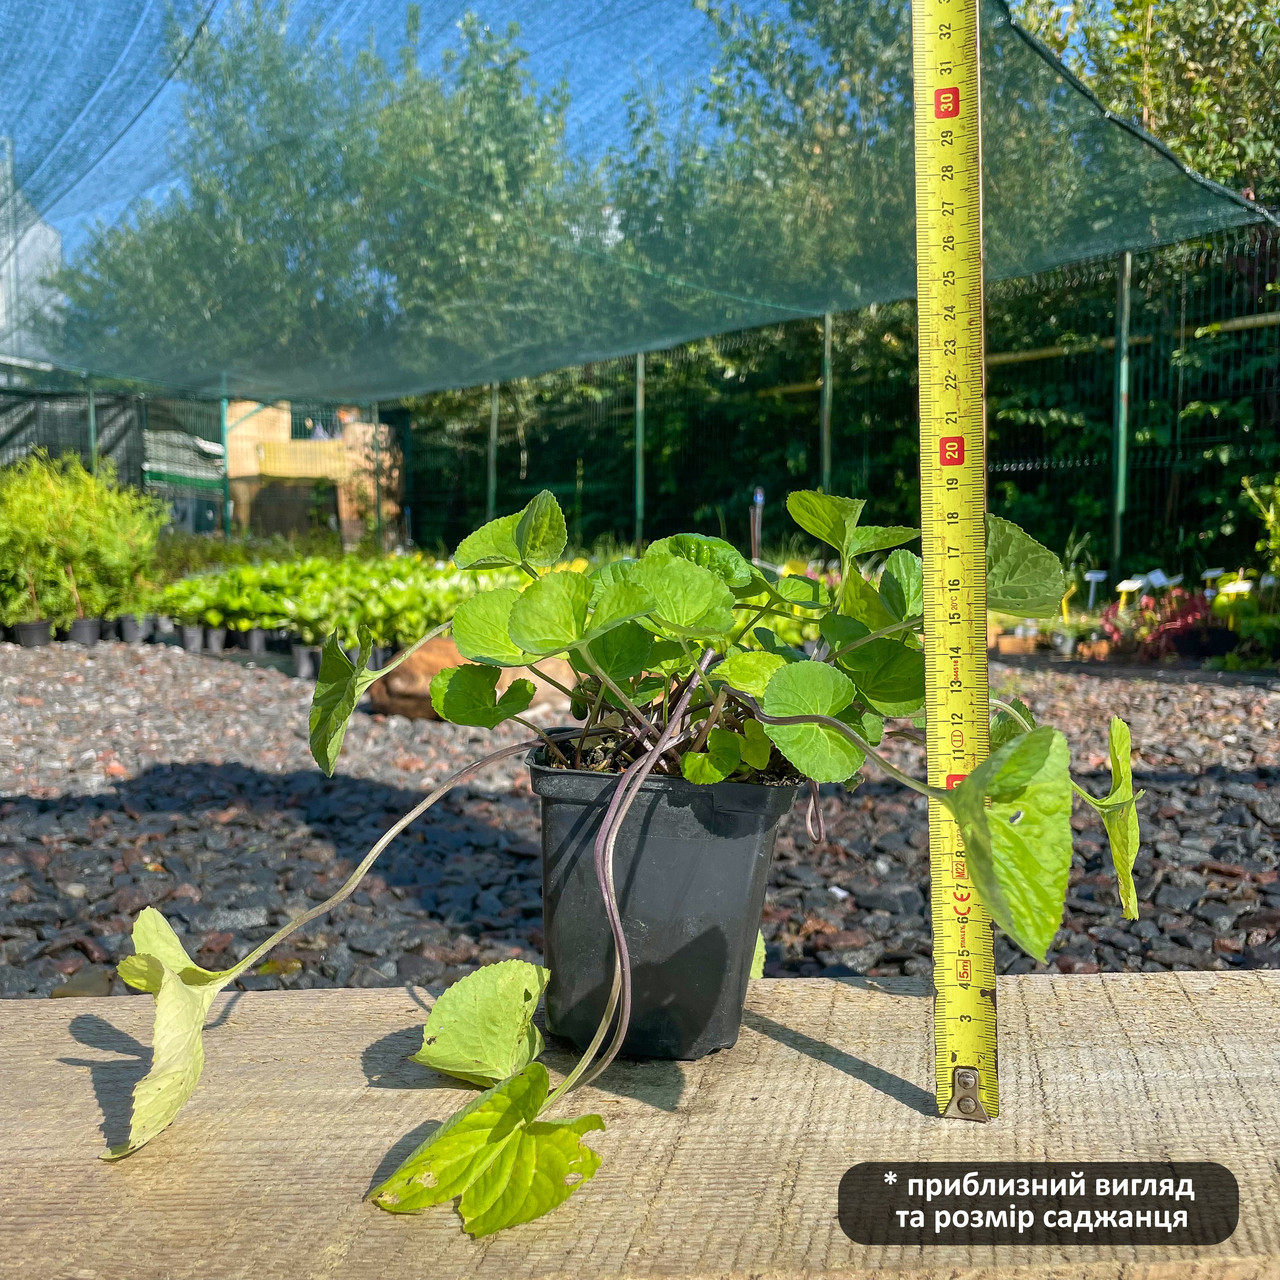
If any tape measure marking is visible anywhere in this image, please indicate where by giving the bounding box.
[911,0,999,1121]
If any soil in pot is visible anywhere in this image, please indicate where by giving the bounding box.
[14,620,52,648]
[179,624,203,652]
[529,754,799,1061]
[66,617,101,646]
[205,626,228,653]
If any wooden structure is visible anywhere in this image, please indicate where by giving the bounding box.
[3,972,1277,1278]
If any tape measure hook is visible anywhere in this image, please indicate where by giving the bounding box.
[943,1067,992,1123]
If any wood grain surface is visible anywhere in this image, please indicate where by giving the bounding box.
[1,973,1277,1280]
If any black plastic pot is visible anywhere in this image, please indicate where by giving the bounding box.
[14,620,52,648]
[529,754,798,1061]
[291,643,322,679]
[67,617,101,646]
[180,624,203,652]
[1171,627,1238,659]
[118,615,152,644]
[205,626,228,653]
[241,627,267,656]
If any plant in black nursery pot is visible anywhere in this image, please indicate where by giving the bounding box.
[100,490,1144,1238]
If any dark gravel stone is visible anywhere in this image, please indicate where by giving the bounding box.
[3,644,1280,995]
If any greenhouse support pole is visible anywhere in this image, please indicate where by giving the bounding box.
[487,382,499,522]
[634,351,646,547]
[1111,251,1132,572]
[820,312,833,493]
[220,396,232,537]
[86,379,97,474]
[371,401,382,551]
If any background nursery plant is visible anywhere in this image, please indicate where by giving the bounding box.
[102,488,1144,1239]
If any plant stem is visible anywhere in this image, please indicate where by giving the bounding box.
[526,661,577,701]
[373,619,452,680]
[689,687,727,753]
[223,730,603,981]
[729,604,771,647]
[544,653,714,1109]
[581,649,660,745]
[731,691,949,801]
[514,717,571,767]
[824,615,922,664]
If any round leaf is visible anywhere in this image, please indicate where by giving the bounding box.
[429,664,535,728]
[625,555,735,636]
[645,533,752,587]
[715,650,786,698]
[450,588,530,666]
[761,660,863,782]
[507,571,592,654]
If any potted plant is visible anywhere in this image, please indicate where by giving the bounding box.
[101,490,1143,1239]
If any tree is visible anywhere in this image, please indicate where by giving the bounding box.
[1013,0,1280,205]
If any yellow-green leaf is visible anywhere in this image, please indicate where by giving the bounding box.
[412,961,550,1087]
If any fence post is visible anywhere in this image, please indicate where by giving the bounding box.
[487,382,499,522]
[1111,250,1132,573]
[219,396,232,537]
[820,312,833,493]
[634,352,646,547]
[371,400,382,551]
[85,379,97,474]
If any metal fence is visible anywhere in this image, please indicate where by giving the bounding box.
[3,226,1277,575]
[408,225,1280,576]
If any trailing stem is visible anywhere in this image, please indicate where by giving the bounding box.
[543,651,715,1110]
[226,729,604,981]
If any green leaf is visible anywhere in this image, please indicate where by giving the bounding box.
[1081,717,1143,920]
[844,525,920,557]
[370,1063,604,1237]
[740,717,773,770]
[455,511,523,571]
[836,639,926,716]
[412,961,550,1087]
[839,569,898,632]
[102,964,219,1160]
[786,490,865,551]
[308,630,383,776]
[680,727,742,785]
[943,728,1073,962]
[103,910,233,1161]
[880,549,924,620]
[761,661,863,783]
[587,558,640,605]
[514,491,568,567]
[768,574,830,610]
[750,930,766,979]
[573,621,653,683]
[715,650,786,698]
[753,627,808,663]
[989,696,1037,751]
[646,534,752,587]
[625,556,735,637]
[818,613,870,654]
[429,665,535,729]
[587,580,655,636]
[507,571,592,654]
[117,908,219,991]
[985,515,1066,617]
[451,588,530,666]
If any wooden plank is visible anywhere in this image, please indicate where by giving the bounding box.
[1,973,1277,1279]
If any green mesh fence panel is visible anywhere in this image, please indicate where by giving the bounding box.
[407,225,1279,575]
[0,0,1272,400]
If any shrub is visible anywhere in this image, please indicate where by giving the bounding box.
[0,452,167,628]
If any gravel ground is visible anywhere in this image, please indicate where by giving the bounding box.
[2,640,1278,1000]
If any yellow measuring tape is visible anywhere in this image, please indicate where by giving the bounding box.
[911,0,998,1121]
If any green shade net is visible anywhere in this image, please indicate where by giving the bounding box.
[0,0,1270,400]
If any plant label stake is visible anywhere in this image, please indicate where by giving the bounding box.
[911,0,997,1120]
